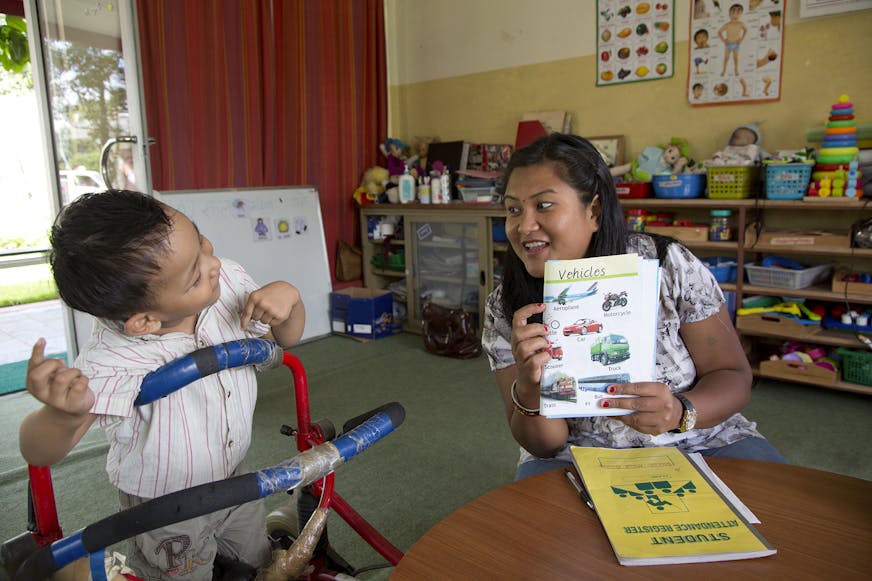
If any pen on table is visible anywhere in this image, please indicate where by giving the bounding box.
[564,468,594,510]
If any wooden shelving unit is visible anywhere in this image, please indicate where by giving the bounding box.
[361,198,872,394]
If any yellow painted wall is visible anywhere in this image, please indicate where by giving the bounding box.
[386,2,872,162]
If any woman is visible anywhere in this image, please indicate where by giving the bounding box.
[481,133,785,480]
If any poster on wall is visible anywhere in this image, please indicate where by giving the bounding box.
[799,0,872,18]
[596,1,675,86]
[688,0,786,106]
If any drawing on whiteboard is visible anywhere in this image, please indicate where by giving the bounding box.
[275,218,291,239]
[233,198,248,217]
[294,216,309,235]
[253,217,271,241]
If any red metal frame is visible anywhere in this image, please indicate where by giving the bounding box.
[27,465,63,547]
[282,352,404,567]
[14,351,402,580]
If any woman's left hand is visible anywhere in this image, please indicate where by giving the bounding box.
[600,382,681,435]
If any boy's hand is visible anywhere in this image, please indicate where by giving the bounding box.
[26,339,94,416]
[241,281,301,330]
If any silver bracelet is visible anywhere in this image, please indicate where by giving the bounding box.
[511,380,540,416]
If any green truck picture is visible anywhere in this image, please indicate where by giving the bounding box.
[590,334,630,365]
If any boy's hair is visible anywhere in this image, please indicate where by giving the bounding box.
[495,133,627,319]
[50,190,174,321]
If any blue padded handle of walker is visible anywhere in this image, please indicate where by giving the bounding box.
[15,402,405,581]
[134,338,281,406]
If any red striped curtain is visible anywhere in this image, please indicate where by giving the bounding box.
[137,0,387,284]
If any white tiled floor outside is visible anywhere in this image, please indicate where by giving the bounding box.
[0,300,69,365]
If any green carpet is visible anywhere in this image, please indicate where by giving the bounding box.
[0,353,66,396]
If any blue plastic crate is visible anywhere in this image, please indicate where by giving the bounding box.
[764,162,813,200]
[652,173,706,199]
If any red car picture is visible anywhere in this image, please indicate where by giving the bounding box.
[562,318,604,337]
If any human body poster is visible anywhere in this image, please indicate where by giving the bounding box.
[688,0,785,106]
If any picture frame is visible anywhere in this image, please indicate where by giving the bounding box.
[587,135,625,168]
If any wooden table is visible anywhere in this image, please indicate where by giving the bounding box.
[390,458,872,580]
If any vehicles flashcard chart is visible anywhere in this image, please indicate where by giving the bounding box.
[540,253,660,418]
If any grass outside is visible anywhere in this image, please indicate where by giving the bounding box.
[0,263,58,307]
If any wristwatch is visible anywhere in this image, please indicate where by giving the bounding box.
[670,393,697,433]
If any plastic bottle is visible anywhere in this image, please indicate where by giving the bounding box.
[430,172,442,204]
[418,176,430,204]
[398,167,416,204]
[440,167,451,203]
[709,209,733,241]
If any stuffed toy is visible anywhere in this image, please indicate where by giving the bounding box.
[353,166,389,205]
[610,137,691,181]
[379,138,410,177]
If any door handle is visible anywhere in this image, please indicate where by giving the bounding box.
[100,136,155,190]
[100,136,137,189]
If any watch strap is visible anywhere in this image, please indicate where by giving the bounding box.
[669,393,695,433]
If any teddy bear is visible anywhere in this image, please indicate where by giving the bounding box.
[353,166,390,205]
[610,137,691,181]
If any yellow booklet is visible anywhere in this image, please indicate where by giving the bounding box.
[570,446,776,566]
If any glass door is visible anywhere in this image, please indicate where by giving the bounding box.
[408,215,488,332]
[24,0,151,357]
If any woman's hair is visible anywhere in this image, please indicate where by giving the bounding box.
[50,190,174,321]
[496,133,627,318]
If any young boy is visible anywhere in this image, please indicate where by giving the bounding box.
[718,4,748,76]
[20,190,306,579]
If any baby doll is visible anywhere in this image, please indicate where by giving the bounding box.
[707,123,767,166]
[610,137,690,181]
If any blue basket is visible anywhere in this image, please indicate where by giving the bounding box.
[702,257,738,283]
[652,174,706,199]
[764,162,814,200]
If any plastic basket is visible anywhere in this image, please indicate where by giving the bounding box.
[652,174,706,198]
[706,165,761,199]
[702,257,738,283]
[615,181,653,198]
[764,162,814,200]
[744,262,832,289]
[836,347,872,386]
[371,251,405,271]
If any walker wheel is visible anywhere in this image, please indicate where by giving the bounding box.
[266,504,299,550]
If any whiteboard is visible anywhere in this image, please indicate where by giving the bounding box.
[161,187,332,341]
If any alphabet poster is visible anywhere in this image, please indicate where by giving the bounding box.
[688,0,785,106]
[596,1,675,86]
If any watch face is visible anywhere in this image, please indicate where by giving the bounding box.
[683,409,698,431]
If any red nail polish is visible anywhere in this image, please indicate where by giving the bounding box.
[607,385,615,394]
[602,400,610,408]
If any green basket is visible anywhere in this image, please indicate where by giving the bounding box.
[706,165,761,199]
[836,347,872,386]
[371,251,405,271]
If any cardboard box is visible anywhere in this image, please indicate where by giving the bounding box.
[331,288,394,340]
[645,225,709,243]
[744,229,850,248]
[831,268,872,296]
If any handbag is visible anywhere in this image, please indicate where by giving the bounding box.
[335,240,362,281]
[421,302,482,359]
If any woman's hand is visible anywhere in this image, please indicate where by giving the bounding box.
[600,381,682,435]
[510,302,551,391]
